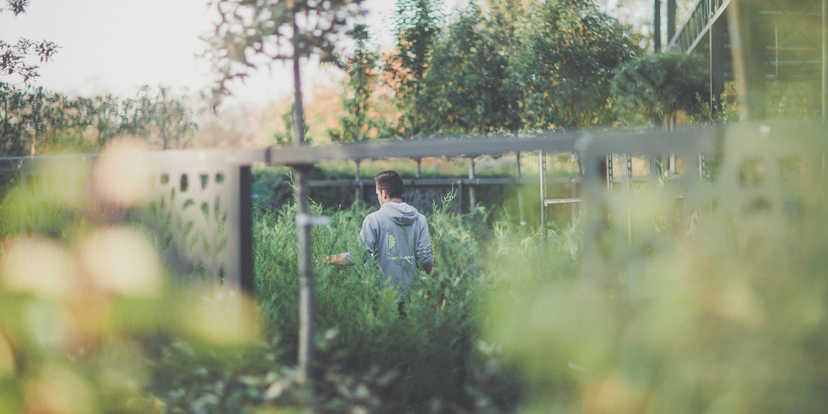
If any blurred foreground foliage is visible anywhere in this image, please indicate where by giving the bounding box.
[486,124,828,413]
[0,154,531,413]
[3,123,828,414]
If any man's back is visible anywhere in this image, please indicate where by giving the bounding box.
[360,202,433,294]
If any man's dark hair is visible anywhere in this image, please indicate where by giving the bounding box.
[374,170,404,198]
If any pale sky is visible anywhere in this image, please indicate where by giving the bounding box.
[0,0,467,108]
[1,0,668,110]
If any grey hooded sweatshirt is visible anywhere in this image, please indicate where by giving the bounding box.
[358,202,433,294]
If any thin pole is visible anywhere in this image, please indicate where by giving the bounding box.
[293,48,314,384]
[355,160,362,206]
[625,154,632,245]
[710,19,725,117]
[468,157,476,213]
[239,166,255,295]
[823,0,827,119]
[571,154,577,226]
[654,0,662,52]
[822,0,828,243]
[606,155,613,193]
[667,0,676,42]
[540,150,547,244]
[294,165,314,384]
[516,152,526,226]
[625,154,635,297]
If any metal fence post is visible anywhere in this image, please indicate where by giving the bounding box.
[355,160,363,206]
[294,164,315,384]
[468,157,476,213]
[572,154,578,226]
[606,155,613,193]
[516,152,526,226]
[625,154,633,245]
[540,150,547,244]
[239,166,255,295]
[458,178,464,214]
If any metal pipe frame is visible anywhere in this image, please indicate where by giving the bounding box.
[668,0,731,53]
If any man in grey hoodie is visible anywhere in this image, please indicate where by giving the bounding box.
[325,171,434,298]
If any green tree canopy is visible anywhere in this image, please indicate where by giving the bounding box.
[506,0,638,130]
[328,24,381,143]
[385,0,442,137]
[1,84,196,156]
[422,4,521,134]
[611,51,710,127]
[123,85,198,150]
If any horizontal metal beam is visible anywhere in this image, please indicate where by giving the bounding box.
[0,126,725,173]
[266,131,581,165]
[277,176,581,188]
[544,198,583,205]
[287,175,658,189]
[266,127,727,166]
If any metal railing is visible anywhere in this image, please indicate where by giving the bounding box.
[0,126,728,297]
[669,0,731,53]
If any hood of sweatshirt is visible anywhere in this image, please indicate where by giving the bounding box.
[379,202,419,226]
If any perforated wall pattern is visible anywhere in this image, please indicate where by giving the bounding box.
[13,148,265,293]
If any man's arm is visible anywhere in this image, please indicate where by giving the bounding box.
[415,215,434,275]
[321,216,376,267]
[321,252,352,266]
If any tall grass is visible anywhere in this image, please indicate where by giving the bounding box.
[252,191,529,411]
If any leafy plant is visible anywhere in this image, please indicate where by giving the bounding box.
[506,0,638,130]
[422,3,521,134]
[327,24,383,144]
[384,0,443,137]
[612,51,709,127]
